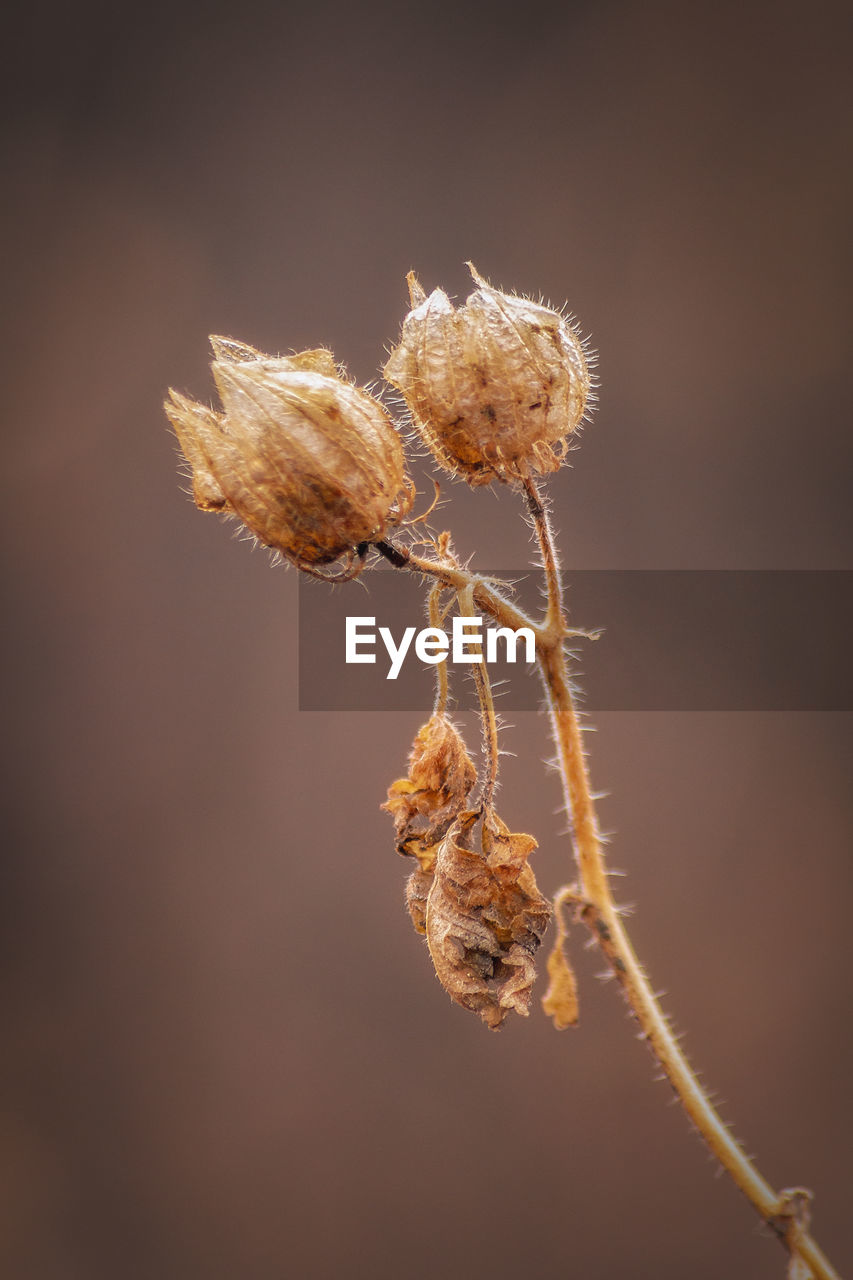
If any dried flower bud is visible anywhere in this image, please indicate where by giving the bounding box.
[383,264,593,486]
[423,810,551,1029]
[166,338,412,571]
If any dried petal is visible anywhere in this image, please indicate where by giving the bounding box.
[164,392,230,512]
[166,339,412,570]
[424,810,551,1029]
[384,264,593,486]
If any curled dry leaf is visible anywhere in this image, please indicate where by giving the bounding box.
[382,714,477,871]
[541,932,579,1030]
[425,810,551,1029]
[382,713,477,937]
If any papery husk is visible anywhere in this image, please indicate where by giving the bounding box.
[166,339,412,568]
[424,809,551,1029]
[384,264,592,486]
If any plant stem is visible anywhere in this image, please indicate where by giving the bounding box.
[522,475,840,1280]
[458,582,499,813]
[376,539,540,637]
[428,582,450,717]
[383,510,839,1277]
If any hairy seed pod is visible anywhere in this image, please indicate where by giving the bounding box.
[383,264,593,486]
[165,338,412,572]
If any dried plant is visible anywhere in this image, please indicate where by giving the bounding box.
[165,263,840,1280]
[165,337,413,578]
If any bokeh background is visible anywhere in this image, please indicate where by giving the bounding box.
[2,0,851,1276]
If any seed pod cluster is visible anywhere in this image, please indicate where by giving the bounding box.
[166,338,412,572]
[384,264,593,486]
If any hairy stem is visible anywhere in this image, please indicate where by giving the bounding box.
[521,475,564,632]
[523,476,839,1280]
[428,582,450,717]
[458,583,500,813]
[384,514,838,1276]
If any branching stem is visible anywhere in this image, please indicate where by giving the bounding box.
[381,489,841,1280]
[377,538,539,636]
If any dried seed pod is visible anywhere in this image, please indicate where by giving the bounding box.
[166,338,413,572]
[383,264,593,486]
[382,713,477,870]
[424,810,551,1029]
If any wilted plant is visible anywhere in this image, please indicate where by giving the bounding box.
[166,264,840,1280]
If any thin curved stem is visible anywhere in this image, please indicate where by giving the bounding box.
[458,582,499,813]
[520,475,564,633]
[523,476,840,1280]
[428,582,450,717]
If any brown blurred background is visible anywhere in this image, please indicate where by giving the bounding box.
[2,0,851,1276]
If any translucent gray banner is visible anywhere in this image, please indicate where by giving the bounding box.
[298,571,853,711]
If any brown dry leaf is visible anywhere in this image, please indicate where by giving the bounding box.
[424,810,551,1029]
[382,714,477,871]
[541,933,579,1030]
